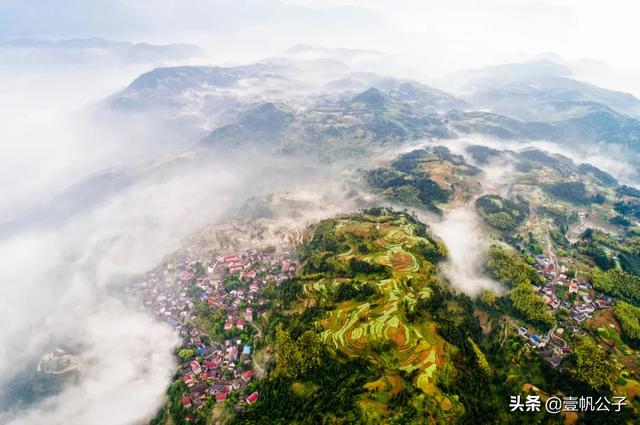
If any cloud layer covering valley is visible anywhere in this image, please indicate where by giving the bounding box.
[2,2,640,423]
[0,56,365,424]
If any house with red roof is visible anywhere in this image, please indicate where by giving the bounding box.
[241,370,254,383]
[246,391,259,404]
[215,392,227,403]
[182,373,195,387]
[190,360,201,375]
[236,319,244,331]
[242,270,257,281]
[181,395,192,408]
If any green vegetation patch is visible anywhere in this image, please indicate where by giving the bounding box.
[366,146,480,213]
[591,268,640,306]
[615,301,640,342]
[296,209,464,422]
[475,194,529,231]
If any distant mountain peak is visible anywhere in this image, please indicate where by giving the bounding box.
[238,102,295,131]
[352,87,390,109]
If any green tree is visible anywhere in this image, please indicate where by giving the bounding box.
[480,289,498,307]
[468,337,491,375]
[485,246,543,287]
[572,338,615,390]
[615,301,640,341]
[591,268,640,306]
[272,325,323,380]
[508,284,555,327]
[177,349,194,362]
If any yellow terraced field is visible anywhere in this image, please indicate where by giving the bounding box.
[297,211,462,422]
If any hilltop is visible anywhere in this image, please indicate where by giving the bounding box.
[233,209,483,423]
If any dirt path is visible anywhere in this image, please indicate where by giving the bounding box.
[545,227,560,285]
[251,321,262,339]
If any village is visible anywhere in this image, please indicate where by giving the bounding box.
[126,244,298,420]
[512,254,616,368]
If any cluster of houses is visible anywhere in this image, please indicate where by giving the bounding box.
[534,255,615,324]
[517,326,548,349]
[570,296,614,323]
[206,249,297,333]
[512,255,621,368]
[126,245,298,415]
[517,326,571,368]
[178,328,256,409]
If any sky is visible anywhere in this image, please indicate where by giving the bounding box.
[2,0,640,83]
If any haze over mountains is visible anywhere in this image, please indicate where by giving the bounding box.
[0,37,204,65]
[3,27,640,425]
[5,47,640,240]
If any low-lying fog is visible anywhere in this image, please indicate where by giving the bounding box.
[3,48,640,425]
[382,134,640,299]
[0,59,363,424]
[429,208,505,296]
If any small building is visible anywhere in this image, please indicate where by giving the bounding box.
[182,373,195,387]
[241,370,254,383]
[569,281,579,294]
[181,395,192,408]
[228,346,238,362]
[530,335,545,348]
[224,255,239,263]
[246,391,259,404]
[216,392,227,403]
[242,271,257,281]
[189,383,209,401]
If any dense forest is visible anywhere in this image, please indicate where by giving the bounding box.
[475,194,529,231]
[366,146,480,213]
[228,210,638,424]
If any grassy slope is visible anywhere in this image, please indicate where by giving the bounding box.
[294,210,463,422]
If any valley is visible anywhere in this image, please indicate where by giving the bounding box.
[126,136,640,424]
[6,38,640,425]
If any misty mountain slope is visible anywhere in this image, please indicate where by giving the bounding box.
[106,59,471,150]
[456,59,640,121]
[0,37,204,65]
[198,102,297,148]
[468,77,640,120]
[109,63,289,110]
[446,105,640,162]
[199,87,456,159]
[108,58,640,172]
[373,77,469,112]
[455,59,573,83]
[444,110,556,140]
[366,145,482,213]
[0,170,137,237]
[112,60,468,114]
[549,101,640,148]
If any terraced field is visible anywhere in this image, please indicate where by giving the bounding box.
[297,210,463,421]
